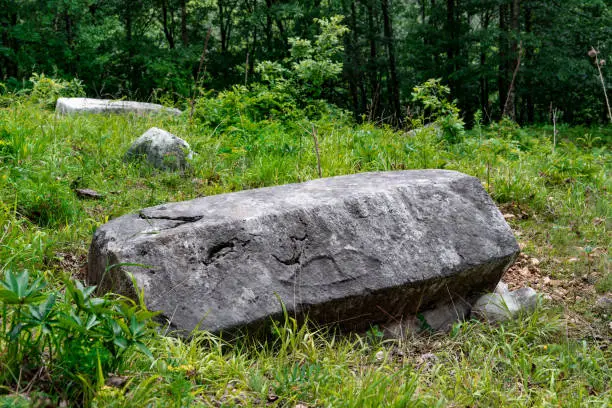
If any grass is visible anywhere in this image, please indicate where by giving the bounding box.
[0,96,610,406]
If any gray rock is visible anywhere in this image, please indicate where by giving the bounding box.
[595,295,612,314]
[512,287,538,312]
[494,281,510,295]
[88,170,519,334]
[125,127,193,170]
[382,318,420,339]
[56,97,181,116]
[382,299,470,337]
[472,293,517,322]
[75,188,104,200]
[472,286,537,323]
[421,299,471,332]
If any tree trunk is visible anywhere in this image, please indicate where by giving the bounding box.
[218,0,226,53]
[64,11,76,74]
[161,0,175,49]
[446,0,454,63]
[344,0,360,114]
[126,8,133,58]
[276,20,286,48]
[180,0,188,46]
[445,0,457,99]
[498,2,509,118]
[366,0,378,117]
[381,0,401,123]
[430,0,440,75]
[505,0,519,120]
[525,2,534,123]
[479,9,491,117]
[265,0,273,50]
[218,0,235,53]
[420,0,426,23]
[250,30,257,75]
[0,6,19,78]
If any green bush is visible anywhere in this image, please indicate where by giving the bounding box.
[0,270,155,402]
[194,85,299,127]
[29,73,85,109]
[411,78,465,144]
[256,16,348,101]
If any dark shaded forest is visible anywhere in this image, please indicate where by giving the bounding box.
[1,0,610,125]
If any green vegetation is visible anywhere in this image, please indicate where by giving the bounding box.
[1,1,610,125]
[0,78,610,405]
[0,271,154,404]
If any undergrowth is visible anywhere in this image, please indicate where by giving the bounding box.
[0,83,609,405]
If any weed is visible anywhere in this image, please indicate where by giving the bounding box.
[0,269,155,403]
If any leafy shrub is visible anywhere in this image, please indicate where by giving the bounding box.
[540,150,599,184]
[193,16,348,129]
[194,84,301,128]
[0,270,155,402]
[256,16,348,100]
[29,73,85,109]
[411,79,465,143]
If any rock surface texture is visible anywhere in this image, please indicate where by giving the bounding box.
[88,170,520,334]
[56,97,181,116]
[125,127,193,170]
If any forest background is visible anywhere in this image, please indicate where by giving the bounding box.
[1,0,610,126]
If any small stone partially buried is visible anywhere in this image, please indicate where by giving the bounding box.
[88,170,520,334]
[125,127,193,171]
[472,286,538,323]
[75,188,104,199]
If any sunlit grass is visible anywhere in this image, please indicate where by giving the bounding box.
[0,100,610,406]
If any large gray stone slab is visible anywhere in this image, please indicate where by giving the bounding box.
[88,170,519,334]
[56,97,181,116]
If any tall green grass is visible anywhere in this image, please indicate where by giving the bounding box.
[0,97,610,406]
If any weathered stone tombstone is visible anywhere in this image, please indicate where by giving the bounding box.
[88,170,520,335]
[125,127,193,171]
[56,97,182,116]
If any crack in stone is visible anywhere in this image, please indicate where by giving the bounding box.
[271,226,308,266]
[139,212,204,223]
[272,252,301,266]
[204,238,250,265]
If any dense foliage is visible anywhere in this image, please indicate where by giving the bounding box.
[1,0,610,124]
